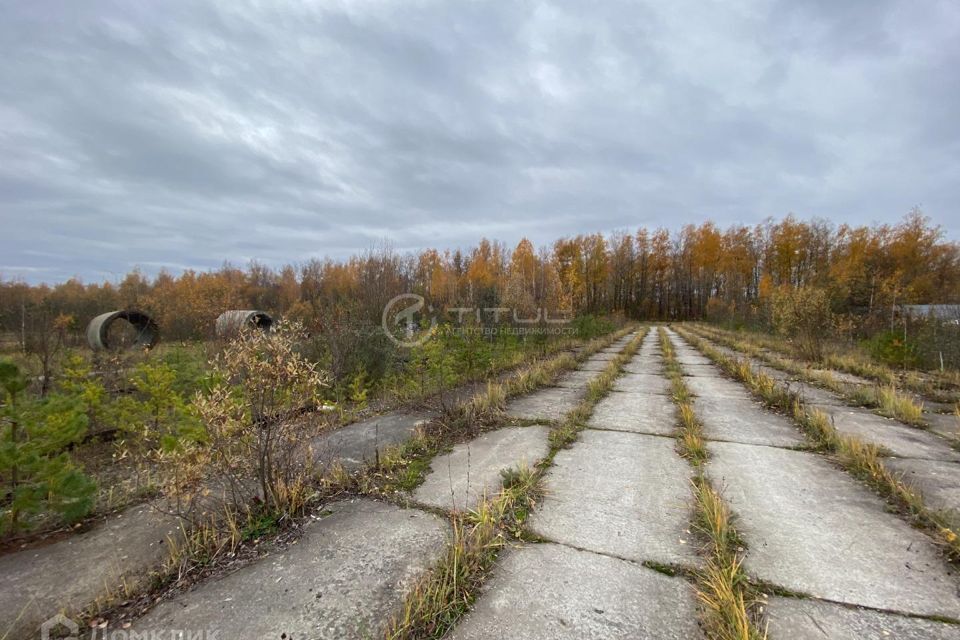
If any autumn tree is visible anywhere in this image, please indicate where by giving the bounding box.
[2,209,957,348]
[504,239,539,319]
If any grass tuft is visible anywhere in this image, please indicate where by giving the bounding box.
[875,385,925,425]
[385,470,536,640]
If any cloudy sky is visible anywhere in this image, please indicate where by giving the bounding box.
[1,0,958,284]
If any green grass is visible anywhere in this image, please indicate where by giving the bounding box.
[240,509,282,542]
[691,475,765,640]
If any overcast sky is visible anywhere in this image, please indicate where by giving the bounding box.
[1,0,958,284]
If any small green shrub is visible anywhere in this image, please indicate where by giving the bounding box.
[240,506,281,542]
[347,366,370,408]
[113,360,202,451]
[0,359,96,534]
[159,345,211,397]
[864,330,921,369]
[571,315,616,340]
[57,353,111,433]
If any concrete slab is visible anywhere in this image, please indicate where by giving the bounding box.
[587,352,619,363]
[587,392,676,436]
[765,596,960,639]
[790,380,849,406]
[554,369,599,390]
[680,363,726,377]
[742,364,841,401]
[132,500,448,640]
[0,504,184,640]
[705,343,741,359]
[612,373,672,395]
[663,330,719,366]
[312,411,434,471]
[885,457,960,516]
[622,359,662,375]
[507,386,584,422]
[925,400,958,415]
[813,404,960,463]
[693,394,804,448]
[684,373,752,399]
[580,360,613,372]
[413,426,551,511]
[686,336,851,408]
[669,340,705,353]
[752,364,794,383]
[0,412,436,639]
[640,329,658,344]
[707,441,960,618]
[811,368,873,387]
[447,543,703,640]
[928,412,960,440]
[529,430,697,566]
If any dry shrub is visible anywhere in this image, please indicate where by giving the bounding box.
[162,320,328,519]
[770,286,832,362]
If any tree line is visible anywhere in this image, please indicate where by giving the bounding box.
[1,209,957,346]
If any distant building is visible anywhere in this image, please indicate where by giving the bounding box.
[900,305,960,323]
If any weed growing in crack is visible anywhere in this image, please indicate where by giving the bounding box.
[688,324,930,429]
[383,326,642,640]
[659,326,765,640]
[383,462,535,638]
[550,328,647,451]
[676,325,960,560]
[691,476,765,640]
[876,385,925,425]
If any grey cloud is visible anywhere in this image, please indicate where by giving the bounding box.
[1,0,958,284]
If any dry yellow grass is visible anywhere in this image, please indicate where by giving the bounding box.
[660,327,765,640]
[387,326,644,639]
[676,325,960,559]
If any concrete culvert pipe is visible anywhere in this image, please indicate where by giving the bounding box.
[215,310,274,337]
[86,310,160,351]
